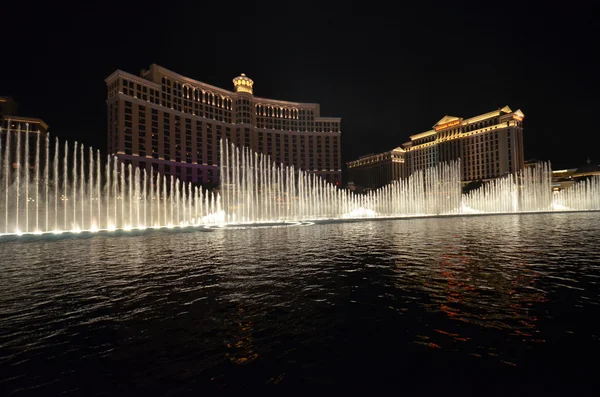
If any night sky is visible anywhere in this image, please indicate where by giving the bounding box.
[2,2,598,173]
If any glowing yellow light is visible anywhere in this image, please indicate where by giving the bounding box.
[233,74,254,94]
[435,120,461,131]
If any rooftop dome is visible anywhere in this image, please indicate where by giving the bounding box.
[233,73,254,94]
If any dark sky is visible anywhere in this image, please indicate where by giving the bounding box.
[2,2,598,171]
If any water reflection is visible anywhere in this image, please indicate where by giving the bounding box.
[227,307,259,365]
[1,213,599,392]
[385,217,550,364]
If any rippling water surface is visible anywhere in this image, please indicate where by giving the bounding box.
[1,213,600,394]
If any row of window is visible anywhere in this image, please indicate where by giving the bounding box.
[413,117,513,146]
[118,105,340,169]
[112,76,341,133]
[255,104,300,119]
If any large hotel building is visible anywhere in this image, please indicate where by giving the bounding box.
[348,106,525,190]
[105,65,342,186]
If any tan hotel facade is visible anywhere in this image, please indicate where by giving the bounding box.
[105,65,342,185]
[348,106,525,189]
[347,148,407,191]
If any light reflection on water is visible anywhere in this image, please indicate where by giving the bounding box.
[1,213,599,393]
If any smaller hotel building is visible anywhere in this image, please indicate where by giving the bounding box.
[348,106,525,189]
[105,65,342,186]
[1,96,49,135]
[346,148,407,191]
[552,161,600,191]
[1,97,49,170]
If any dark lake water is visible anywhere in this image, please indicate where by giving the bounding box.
[1,213,600,394]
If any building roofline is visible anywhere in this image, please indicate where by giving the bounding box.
[151,65,331,109]
[352,146,405,162]
[150,64,234,95]
[254,97,320,107]
[408,106,523,141]
[104,69,161,87]
[104,69,127,83]
[463,109,502,124]
[1,116,49,130]
[107,65,341,118]
[409,129,436,140]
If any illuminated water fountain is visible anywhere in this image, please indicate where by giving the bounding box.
[0,124,224,236]
[220,139,599,222]
[1,128,599,238]
[220,140,463,222]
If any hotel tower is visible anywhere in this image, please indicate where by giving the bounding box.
[348,106,525,190]
[105,65,342,186]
